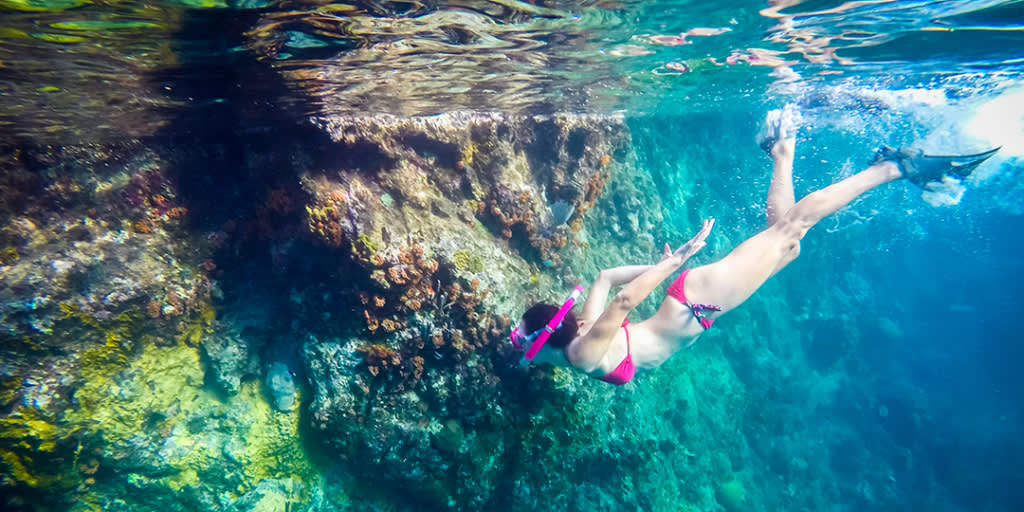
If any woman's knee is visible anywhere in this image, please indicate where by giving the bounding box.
[770,241,801,276]
[769,225,801,258]
[785,240,801,262]
[776,208,814,242]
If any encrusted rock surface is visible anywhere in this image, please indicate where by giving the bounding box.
[0,111,687,511]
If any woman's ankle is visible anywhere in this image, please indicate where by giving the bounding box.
[771,138,795,160]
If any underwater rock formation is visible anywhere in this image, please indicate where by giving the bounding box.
[265,362,297,412]
[294,111,654,507]
[1,111,691,511]
[0,142,320,511]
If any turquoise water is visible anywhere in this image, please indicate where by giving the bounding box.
[2,1,1023,511]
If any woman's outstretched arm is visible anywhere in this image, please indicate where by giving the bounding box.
[579,265,655,324]
[578,244,681,323]
[568,219,715,371]
[612,218,714,311]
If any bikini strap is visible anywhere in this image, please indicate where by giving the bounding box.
[689,303,721,330]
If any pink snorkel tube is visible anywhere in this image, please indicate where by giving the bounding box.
[521,285,583,362]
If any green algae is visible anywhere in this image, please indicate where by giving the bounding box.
[64,341,196,442]
[0,412,58,452]
[173,0,227,7]
[30,32,87,43]
[0,448,59,488]
[0,407,77,490]
[355,233,378,255]
[0,246,19,264]
[461,142,477,166]
[58,303,142,365]
[66,341,318,506]
[50,20,162,31]
[4,300,320,506]
[716,479,746,512]
[0,0,88,12]
[0,27,32,40]
[0,376,19,406]
[452,249,484,273]
[176,302,216,346]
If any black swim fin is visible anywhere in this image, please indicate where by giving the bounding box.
[873,146,1001,188]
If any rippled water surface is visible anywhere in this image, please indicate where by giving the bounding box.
[2,0,1023,141]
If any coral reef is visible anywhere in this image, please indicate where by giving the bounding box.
[0,112,652,511]
[305,112,631,277]
[0,142,317,511]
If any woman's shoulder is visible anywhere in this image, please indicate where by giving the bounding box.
[565,324,628,375]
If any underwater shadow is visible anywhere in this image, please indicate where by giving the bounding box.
[142,3,373,478]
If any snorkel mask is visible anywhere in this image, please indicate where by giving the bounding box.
[510,285,583,364]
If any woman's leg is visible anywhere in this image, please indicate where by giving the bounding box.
[684,160,902,314]
[766,127,796,225]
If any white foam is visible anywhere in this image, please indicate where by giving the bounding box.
[921,175,966,207]
[964,87,1024,158]
[856,87,948,108]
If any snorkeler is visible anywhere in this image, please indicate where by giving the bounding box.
[511,106,999,385]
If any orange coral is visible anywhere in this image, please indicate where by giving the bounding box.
[357,343,400,367]
[412,356,425,380]
[166,289,183,315]
[570,218,584,233]
[600,154,612,167]
[386,266,408,285]
[363,310,380,332]
[146,300,162,319]
[322,222,343,247]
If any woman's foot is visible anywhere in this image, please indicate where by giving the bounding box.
[757,104,799,156]
[872,146,1000,187]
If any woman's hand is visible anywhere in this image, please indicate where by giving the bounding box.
[672,218,715,260]
[658,243,673,263]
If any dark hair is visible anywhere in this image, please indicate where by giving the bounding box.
[521,302,579,349]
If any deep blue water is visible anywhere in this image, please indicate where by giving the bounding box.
[633,92,1024,509]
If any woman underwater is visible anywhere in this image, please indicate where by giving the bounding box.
[510,107,999,385]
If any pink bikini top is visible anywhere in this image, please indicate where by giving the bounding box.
[597,319,635,385]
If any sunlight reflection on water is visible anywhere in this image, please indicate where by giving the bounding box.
[1,0,1023,142]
